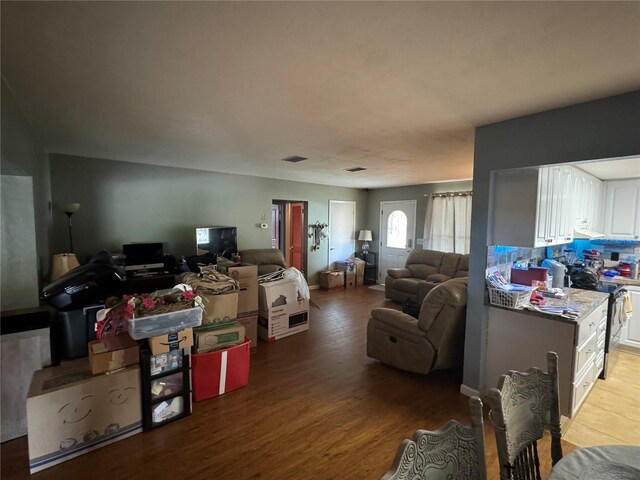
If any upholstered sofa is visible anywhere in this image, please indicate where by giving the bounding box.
[384,249,469,305]
[239,249,287,276]
[367,277,468,374]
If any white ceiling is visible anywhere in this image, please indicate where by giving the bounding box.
[2,2,639,188]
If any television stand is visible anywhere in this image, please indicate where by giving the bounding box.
[123,272,181,294]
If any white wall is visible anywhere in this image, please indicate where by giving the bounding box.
[464,90,640,392]
[1,79,51,297]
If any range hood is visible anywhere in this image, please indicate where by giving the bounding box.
[574,226,606,239]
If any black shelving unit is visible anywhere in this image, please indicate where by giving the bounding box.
[355,251,377,285]
[140,345,192,431]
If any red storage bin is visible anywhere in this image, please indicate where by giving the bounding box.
[192,337,250,401]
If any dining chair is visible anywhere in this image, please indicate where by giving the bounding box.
[381,396,486,480]
[487,351,563,480]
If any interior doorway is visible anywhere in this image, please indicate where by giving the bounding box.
[272,200,308,275]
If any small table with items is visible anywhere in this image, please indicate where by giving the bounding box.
[355,251,377,285]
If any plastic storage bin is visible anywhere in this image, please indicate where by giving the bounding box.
[488,288,530,309]
[128,306,203,340]
[192,337,251,401]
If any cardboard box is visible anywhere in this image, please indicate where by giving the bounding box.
[354,259,365,286]
[258,301,309,341]
[200,291,238,327]
[335,261,356,276]
[27,360,142,473]
[237,313,258,353]
[319,270,344,290]
[148,328,193,355]
[192,338,251,401]
[88,334,139,375]
[345,275,356,288]
[193,322,245,353]
[218,264,258,315]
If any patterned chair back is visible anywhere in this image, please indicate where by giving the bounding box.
[381,396,486,480]
[487,351,563,480]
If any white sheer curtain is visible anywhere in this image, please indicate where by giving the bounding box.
[423,193,472,254]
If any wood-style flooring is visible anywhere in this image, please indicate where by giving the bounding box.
[0,286,575,479]
[563,350,640,447]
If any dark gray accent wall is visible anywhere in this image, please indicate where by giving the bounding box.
[466,90,640,391]
[49,154,368,286]
[365,180,473,254]
[1,79,51,282]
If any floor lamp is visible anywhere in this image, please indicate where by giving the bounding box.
[63,203,81,253]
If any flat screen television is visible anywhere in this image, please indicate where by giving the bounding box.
[123,242,165,272]
[196,226,237,259]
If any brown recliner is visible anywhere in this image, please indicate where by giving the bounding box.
[367,277,468,374]
[239,249,287,276]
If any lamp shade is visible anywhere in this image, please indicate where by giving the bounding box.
[358,230,373,241]
[63,203,81,214]
[51,253,80,281]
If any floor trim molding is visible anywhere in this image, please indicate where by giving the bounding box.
[459,384,480,398]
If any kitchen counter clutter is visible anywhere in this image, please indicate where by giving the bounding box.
[489,287,609,324]
[485,288,610,420]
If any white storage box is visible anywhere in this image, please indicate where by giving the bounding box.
[128,307,203,340]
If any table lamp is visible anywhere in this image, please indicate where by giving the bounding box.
[51,253,80,281]
[358,230,373,253]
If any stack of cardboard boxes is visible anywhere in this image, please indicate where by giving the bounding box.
[26,264,263,472]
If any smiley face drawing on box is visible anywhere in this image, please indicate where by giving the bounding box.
[55,384,139,451]
[58,394,94,450]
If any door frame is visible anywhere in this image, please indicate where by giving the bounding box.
[272,199,308,276]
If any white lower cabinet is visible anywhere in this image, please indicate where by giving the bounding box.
[621,286,640,350]
[485,298,608,419]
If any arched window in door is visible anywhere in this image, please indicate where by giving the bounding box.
[386,210,407,248]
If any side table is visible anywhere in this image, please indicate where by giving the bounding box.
[355,251,377,285]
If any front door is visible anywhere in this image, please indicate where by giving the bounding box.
[379,200,417,284]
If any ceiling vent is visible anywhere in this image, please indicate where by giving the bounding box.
[282,155,308,163]
[345,167,366,172]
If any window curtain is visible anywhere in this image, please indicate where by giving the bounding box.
[423,194,472,254]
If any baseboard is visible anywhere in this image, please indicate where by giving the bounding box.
[459,384,480,398]
[308,284,319,290]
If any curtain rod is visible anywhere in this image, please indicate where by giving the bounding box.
[424,190,473,198]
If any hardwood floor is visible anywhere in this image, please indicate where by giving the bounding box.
[564,350,640,447]
[0,286,575,479]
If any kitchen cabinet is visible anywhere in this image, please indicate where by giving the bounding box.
[572,169,603,231]
[485,296,608,419]
[602,179,640,240]
[491,166,573,248]
[621,286,640,350]
[490,165,604,248]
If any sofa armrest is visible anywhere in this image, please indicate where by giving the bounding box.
[386,268,412,279]
[371,308,420,332]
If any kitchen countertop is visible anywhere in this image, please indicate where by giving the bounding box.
[489,287,610,324]
[600,275,640,287]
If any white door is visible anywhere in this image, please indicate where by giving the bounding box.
[328,200,356,269]
[379,200,416,284]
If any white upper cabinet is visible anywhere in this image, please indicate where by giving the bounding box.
[572,168,604,230]
[492,166,570,247]
[490,165,603,248]
[603,178,640,240]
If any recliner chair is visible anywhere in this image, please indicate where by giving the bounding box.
[367,277,468,374]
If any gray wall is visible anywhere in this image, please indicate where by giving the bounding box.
[1,79,51,302]
[49,154,368,286]
[465,90,640,391]
[365,180,473,253]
